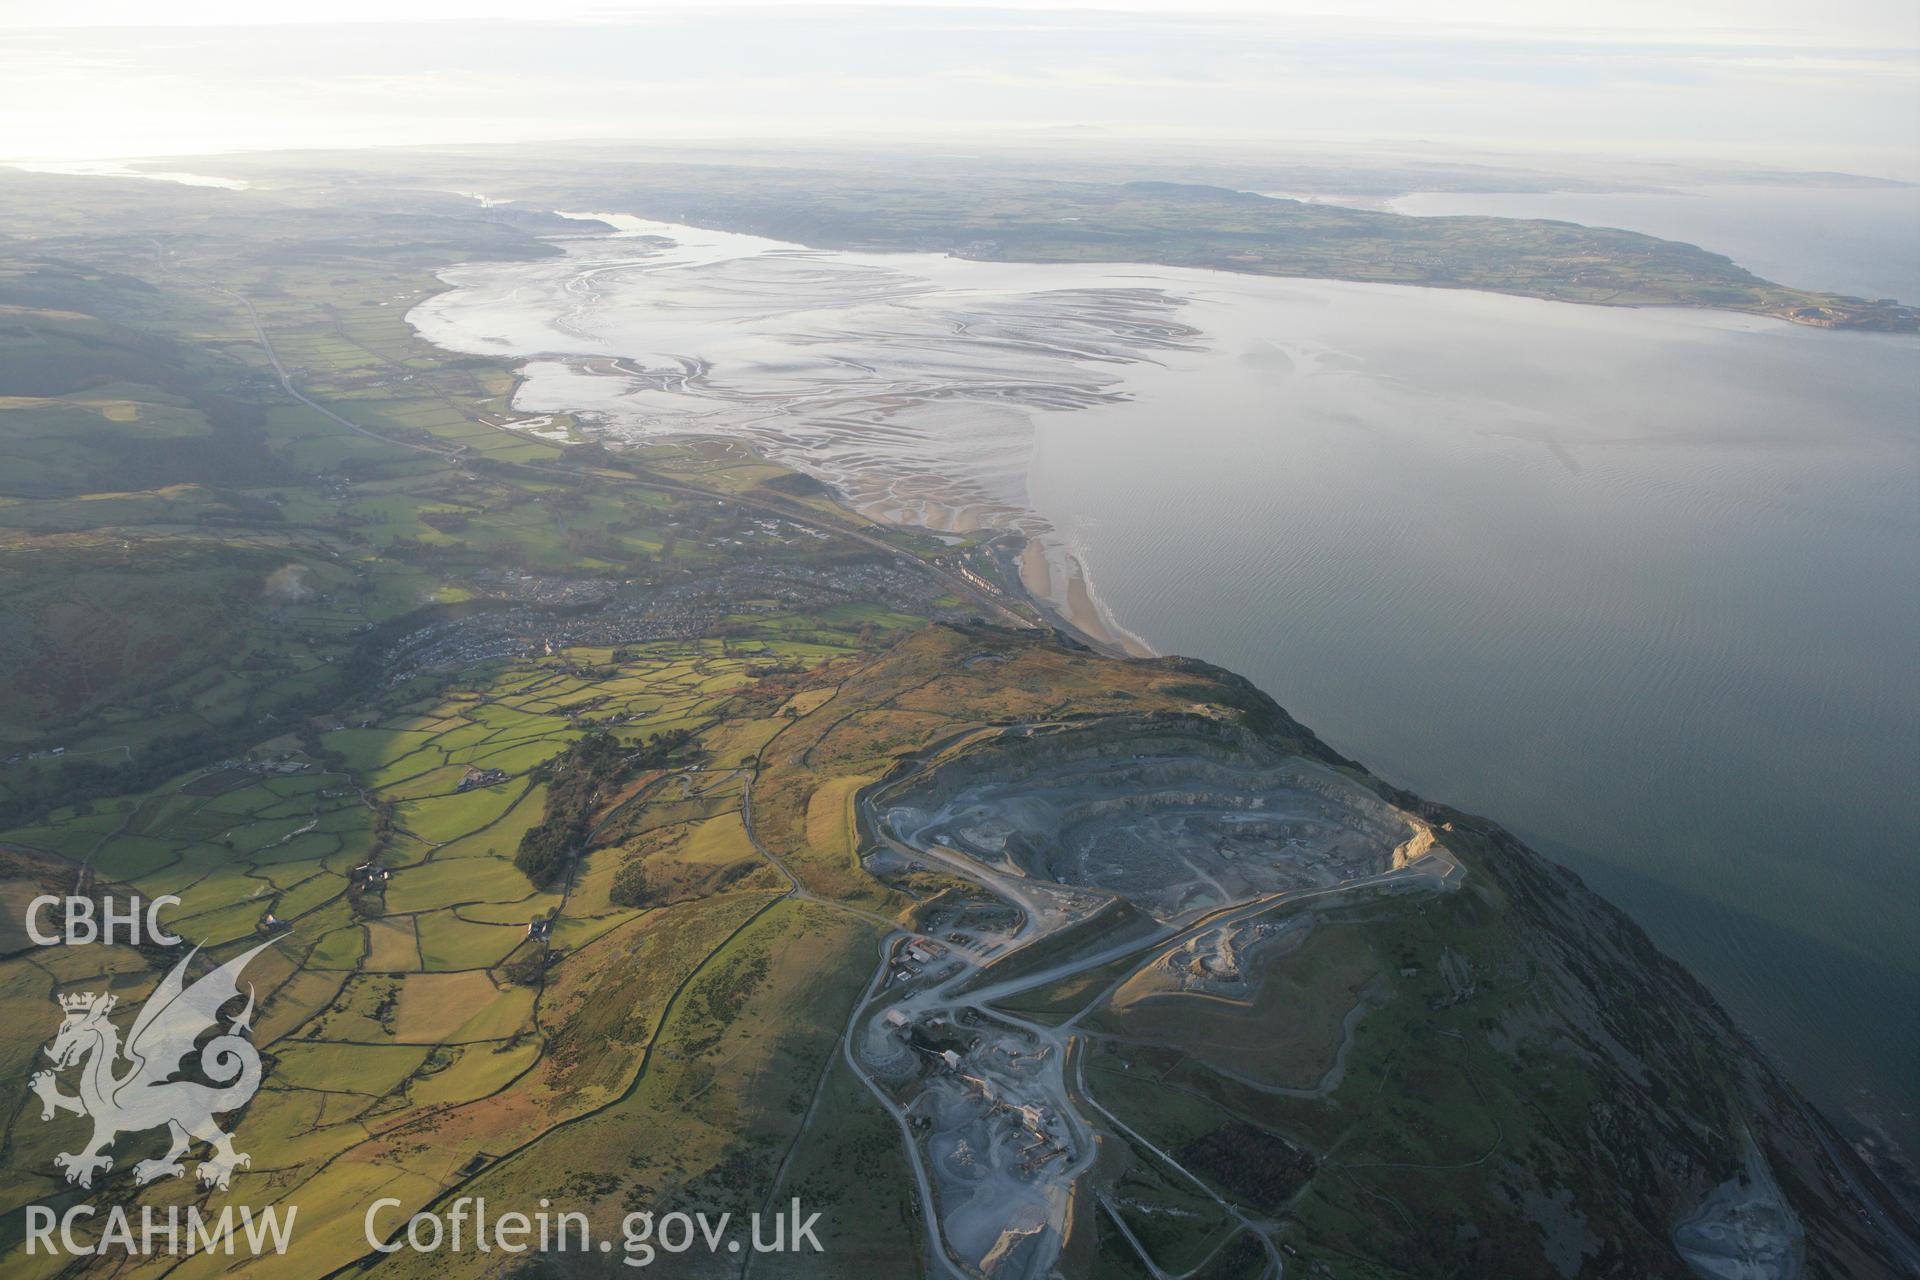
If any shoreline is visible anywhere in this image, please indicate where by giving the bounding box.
[1057,549,1154,659]
[842,479,1154,661]
[415,215,1920,1183]
[1008,530,1152,658]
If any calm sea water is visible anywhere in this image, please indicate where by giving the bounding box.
[413,211,1920,1157]
[1391,185,1920,304]
[1021,283,1920,1155]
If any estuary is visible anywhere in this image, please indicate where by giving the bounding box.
[411,214,1920,1161]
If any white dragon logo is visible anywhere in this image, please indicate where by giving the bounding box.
[31,940,271,1191]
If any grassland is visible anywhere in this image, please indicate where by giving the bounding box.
[0,170,991,830]
[0,613,1367,1276]
[0,621,905,1276]
[0,167,1008,1273]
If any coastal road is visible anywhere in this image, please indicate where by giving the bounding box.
[189,263,466,462]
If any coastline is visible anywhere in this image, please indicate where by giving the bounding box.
[1014,536,1152,657]
[409,214,1920,1185]
[812,447,1920,1263]
[9,143,1918,1277]
[838,472,1153,661]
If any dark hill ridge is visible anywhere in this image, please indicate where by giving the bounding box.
[855,628,1917,1277]
[1178,644,1918,1276]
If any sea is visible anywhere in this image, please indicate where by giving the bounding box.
[409,189,1920,1161]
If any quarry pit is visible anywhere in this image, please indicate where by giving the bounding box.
[876,719,1440,923]
[847,717,1461,1279]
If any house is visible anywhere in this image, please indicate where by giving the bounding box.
[348,863,390,889]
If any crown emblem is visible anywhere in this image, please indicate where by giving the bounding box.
[59,991,112,1015]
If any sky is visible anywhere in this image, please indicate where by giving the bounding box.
[2,2,1915,178]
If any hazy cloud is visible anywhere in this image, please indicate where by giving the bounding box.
[2,6,1913,176]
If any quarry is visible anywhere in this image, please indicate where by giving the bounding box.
[847,715,1464,1277]
[876,718,1444,923]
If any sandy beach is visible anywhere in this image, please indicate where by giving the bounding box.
[1019,536,1153,658]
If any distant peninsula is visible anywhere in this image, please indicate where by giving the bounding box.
[138,147,1920,331]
